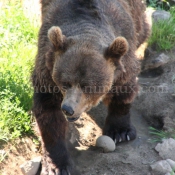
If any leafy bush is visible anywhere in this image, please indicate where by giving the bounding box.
[147,0,175,10]
[0,1,38,141]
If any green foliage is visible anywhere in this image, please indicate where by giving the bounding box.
[149,127,175,142]
[170,170,175,175]
[0,1,38,141]
[147,0,161,9]
[148,7,175,51]
[147,0,175,10]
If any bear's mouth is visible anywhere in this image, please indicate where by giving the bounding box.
[66,116,80,122]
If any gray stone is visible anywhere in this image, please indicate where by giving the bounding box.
[96,135,115,153]
[165,172,175,175]
[150,160,172,174]
[143,53,170,70]
[165,173,171,175]
[166,159,175,169]
[20,157,41,175]
[155,139,175,161]
[152,10,171,22]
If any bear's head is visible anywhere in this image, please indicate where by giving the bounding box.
[46,26,128,122]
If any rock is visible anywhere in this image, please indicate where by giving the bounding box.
[166,159,175,169]
[166,172,175,175]
[152,10,171,22]
[150,160,172,174]
[151,139,175,174]
[96,135,115,153]
[165,173,171,175]
[20,157,41,175]
[143,53,170,70]
[133,57,175,130]
[155,139,175,161]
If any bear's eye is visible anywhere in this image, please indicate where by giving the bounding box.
[62,82,72,89]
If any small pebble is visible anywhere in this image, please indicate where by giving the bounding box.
[96,135,115,153]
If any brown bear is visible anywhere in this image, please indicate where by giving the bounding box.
[32,0,150,174]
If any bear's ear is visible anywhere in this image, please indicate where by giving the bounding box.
[48,26,66,51]
[107,37,129,58]
[106,37,129,72]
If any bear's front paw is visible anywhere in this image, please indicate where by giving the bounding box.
[41,164,71,175]
[41,157,72,175]
[103,125,136,144]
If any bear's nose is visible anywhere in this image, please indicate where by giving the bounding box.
[61,105,74,116]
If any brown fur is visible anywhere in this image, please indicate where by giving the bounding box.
[32,0,150,174]
[106,37,129,72]
[40,0,53,22]
[108,37,129,57]
[48,26,65,50]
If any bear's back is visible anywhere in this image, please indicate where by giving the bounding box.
[42,0,137,42]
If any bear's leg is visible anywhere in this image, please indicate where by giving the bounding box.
[33,92,71,175]
[103,103,136,143]
[103,79,138,143]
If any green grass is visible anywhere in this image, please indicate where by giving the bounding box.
[0,1,38,141]
[147,0,172,10]
[149,127,175,143]
[171,170,175,175]
[148,7,175,51]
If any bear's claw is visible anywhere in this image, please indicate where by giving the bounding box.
[41,163,71,175]
[104,125,136,144]
[59,168,71,175]
[127,135,130,141]
[41,167,71,175]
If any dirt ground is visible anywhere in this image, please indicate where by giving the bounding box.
[0,137,40,175]
[0,102,162,175]
[70,104,162,175]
